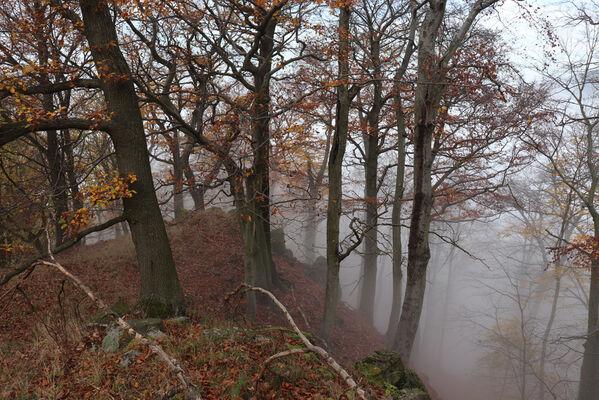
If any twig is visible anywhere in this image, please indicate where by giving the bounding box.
[228,283,368,400]
[36,243,201,400]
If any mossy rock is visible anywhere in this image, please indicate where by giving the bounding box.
[354,350,430,400]
[90,300,130,324]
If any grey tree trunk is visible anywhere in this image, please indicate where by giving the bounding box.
[79,0,184,317]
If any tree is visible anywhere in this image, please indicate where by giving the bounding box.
[393,0,504,360]
[0,0,185,317]
[524,22,599,397]
[322,3,361,342]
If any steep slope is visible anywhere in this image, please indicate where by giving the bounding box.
[1,208,406,399]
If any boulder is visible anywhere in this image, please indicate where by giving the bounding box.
[354,350,430,400]
[101,318,164,353]
[101,325,124,353]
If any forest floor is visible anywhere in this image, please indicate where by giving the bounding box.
[0,208,438,399]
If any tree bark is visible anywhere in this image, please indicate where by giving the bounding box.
[79,0,184,317]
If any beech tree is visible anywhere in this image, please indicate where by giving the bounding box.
[0,0,185,317]
[392,0,504,360]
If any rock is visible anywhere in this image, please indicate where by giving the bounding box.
[119,350,141,368]
[101,319,164,353]
[90,300,130,324]
[354,350,430,400]
[102,325,124,353]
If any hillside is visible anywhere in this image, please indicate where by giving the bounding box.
[0,209,432,399]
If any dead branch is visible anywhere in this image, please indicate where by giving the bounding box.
[35,259,201,400]
[254,347,308,384]
[228,283,368,400]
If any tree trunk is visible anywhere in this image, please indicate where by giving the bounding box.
[181,144,205,211]
[62,129,85,245]
[247,17,278,290]
[387,94,407,341]
[359,116,379,321]
[578,257,599,400]
[392,0,497,361]
[321,5,351,343]
[393,1,446,360]
[45,128,69,246]
[170,132,185,218]
[79,0,184,317]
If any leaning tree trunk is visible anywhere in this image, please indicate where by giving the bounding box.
[321,5,351,343]
[79,0,184,317]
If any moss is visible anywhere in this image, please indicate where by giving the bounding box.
[354,350,430,400]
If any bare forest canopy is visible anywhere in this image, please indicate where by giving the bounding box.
[1,0,599,399]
